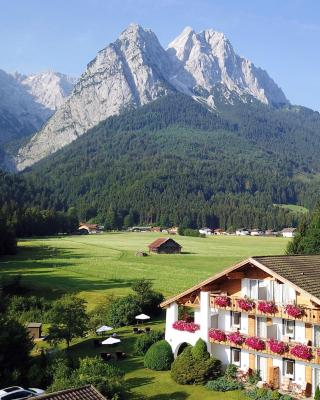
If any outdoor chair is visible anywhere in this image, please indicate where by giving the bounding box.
[145,327,151,333]
[133,327,139,334]
[115,351,126,360]
[100,352,113,361]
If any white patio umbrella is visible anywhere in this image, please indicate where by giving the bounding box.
[135,313,150,321]
[96,325,113,334]
[101,337,121,345]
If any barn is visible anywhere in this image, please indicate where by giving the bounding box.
[148,238,182,254]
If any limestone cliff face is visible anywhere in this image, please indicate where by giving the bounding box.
[15,24,288,170]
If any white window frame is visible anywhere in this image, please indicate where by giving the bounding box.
[231,347,241,366]
[283,358,295,379]
[230,311,241,330]
[283,319,295,339]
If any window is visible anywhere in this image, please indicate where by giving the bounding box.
[283,319,295,339]
[249,279,267,300]
[257,317,267,338]
[283,359,295,379]
[231,348,241,366]
[231,311,241,329]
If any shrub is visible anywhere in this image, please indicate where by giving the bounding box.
[107,294,141,327]
[246,388,292,400]
[247,369,261,385]
[224,364,238,380]
[132,279,164,316]
[171,339,221,385]
[144,340,173,371]
[134,330,164,355]
[315,386,320,400]
[206,376,243,392]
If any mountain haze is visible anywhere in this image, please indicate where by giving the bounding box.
[15,24,288,170]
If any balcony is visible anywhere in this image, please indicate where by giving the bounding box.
[209,328,320,365]
[210,294,320,325]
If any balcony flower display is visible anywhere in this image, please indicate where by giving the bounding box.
[214,296,231,308]
[290,344,313,361]
[257,300,278,315]
[227,331,245,345]
[245,336,266,351]
[284,304,304,319]
[268,339,289,355]
[172,320,200,333]
[236,298,255,312]
[209,329,227,342]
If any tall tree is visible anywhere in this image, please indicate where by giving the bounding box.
[48,294,89,348]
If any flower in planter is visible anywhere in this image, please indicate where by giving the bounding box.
[290,344,313,360]
[236,298,255,312]
[172,320,200,333]
[268,339,289,355]
[214,296,231,308]
[257,300,278,314]
[209,329,227,342]
[227,331,245,345]
[284,304,304,319]
[245,336,266,351]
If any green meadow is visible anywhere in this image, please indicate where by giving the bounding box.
[0,233,289,309]
[0,233,289,399]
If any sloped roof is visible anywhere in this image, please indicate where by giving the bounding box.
[161,255,320,307]
[148,238,181,249]
[36,385,105,400]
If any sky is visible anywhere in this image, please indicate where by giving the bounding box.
[1,0,320,110]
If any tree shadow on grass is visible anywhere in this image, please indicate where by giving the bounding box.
[148,392,189,400]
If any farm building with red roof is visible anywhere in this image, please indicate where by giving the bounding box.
[148,238,182,254]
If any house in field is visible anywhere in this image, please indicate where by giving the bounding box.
[199,227,213,236]
[26,322,42,339]
[150,226,162,232]
[36,385,105,399]
[214,228,225,235]
[129,226,151,232]
[78,223,102,234]
[236,228,250,236]
[168,226,179,235]
[148,238,182,254]
[250,229,264,237]
[282,228,296,238]
[161,255,320,397]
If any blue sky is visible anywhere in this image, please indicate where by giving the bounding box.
[1,0,320,110]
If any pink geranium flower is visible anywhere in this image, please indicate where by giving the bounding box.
[172,320,200,333]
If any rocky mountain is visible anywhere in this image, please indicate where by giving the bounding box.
[15,24,288,171]
[16,71,76,111]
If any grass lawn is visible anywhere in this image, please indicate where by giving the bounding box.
[0,232,289,309]
[1,233,289,399]
[35,320,248,400]
[274,203,309,214]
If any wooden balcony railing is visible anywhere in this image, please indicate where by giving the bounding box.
[209,329,320,365]
[210,294,320,325]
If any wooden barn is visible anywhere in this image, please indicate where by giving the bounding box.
[148,238,182,254]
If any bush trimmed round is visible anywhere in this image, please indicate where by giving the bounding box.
[144,340,173,371]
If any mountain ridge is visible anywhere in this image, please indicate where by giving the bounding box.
[14,23,288,171]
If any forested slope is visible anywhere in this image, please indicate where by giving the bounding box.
[19,93,320,230]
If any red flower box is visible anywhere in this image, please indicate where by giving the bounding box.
[237,298,255,312]
[209,329,227,342]
[284,304,304,319]
[257,300,278,314]
[245,336,266,351]
[268,339,289,355]
[227,331,245,345]
[172,320,200,333]
[290,344,313,360]
[214,296,231,308]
